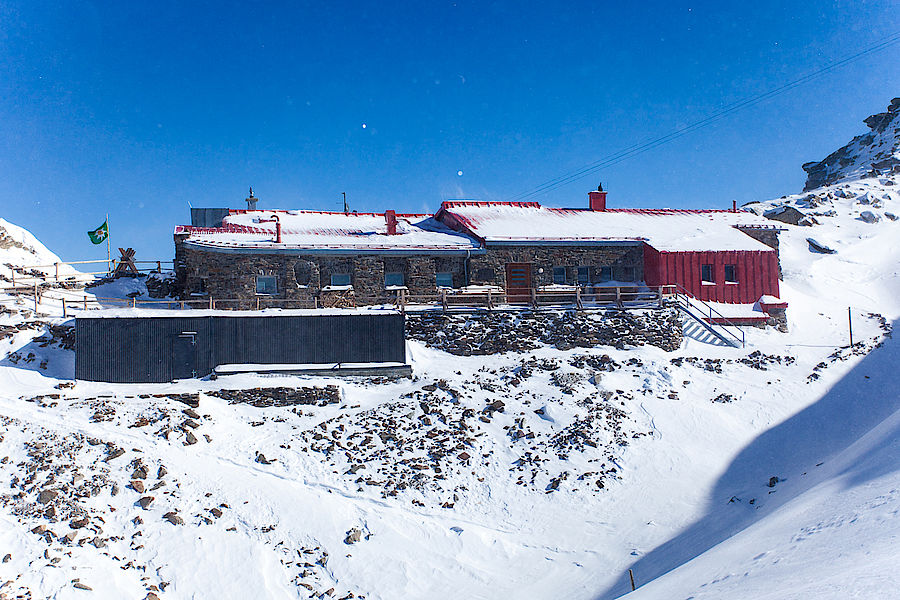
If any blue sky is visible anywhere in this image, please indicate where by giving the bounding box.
[1,1,898,261]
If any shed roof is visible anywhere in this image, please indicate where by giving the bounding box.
[436,201,777,252]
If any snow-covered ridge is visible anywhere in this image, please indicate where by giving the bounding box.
[801,97,900,191]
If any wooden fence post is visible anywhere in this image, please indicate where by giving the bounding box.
[209,296,213,309]
[441,289,448,311]
[629,569,636,591]
[180,300,185,309]
[54,262,59,281]
[575,287,582,310]
[34,284,38,311]
[10,270,14,290]
[487,290,493,310]
[531,287,537,309]
[131,297,136,308]
[83,296,87,310]
[62,298,67,318]
[658,286,663,308]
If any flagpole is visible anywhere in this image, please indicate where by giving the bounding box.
[106,213,111,275]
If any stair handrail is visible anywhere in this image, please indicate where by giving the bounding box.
[671,284,745,347]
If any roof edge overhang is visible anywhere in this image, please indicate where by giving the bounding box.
[484,239,646,247]
[182,240,485,257]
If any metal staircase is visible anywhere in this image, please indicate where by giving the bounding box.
[670,285,745,348]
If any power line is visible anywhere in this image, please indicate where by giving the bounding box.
[505,31,900,202]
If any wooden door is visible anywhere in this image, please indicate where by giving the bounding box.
[505,263,532,303]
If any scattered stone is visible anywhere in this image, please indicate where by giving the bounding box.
[807,237,836,254]
[344,528,363,544]
[73,581,92,591]
[157,466,168,478]
[183,408,201,419]
[132,466,148,479]
[768,476,780,488]
[131,480,145,493]
[106,447,126,461]
[2,553,10,563]
[163,512,184,526]
[138,496,154,510]
[255,453,272,465]
[859,210,880,223]
[38,489,58,504]
[183,431,198,445]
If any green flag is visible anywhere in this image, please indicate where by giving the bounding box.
[87,221,108,244]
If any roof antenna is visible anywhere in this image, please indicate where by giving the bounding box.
[246,187,258,210]
[342,192,349,214]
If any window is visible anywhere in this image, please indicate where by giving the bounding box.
[615,266,635,282]
[599,266,613,282]
[384,272,405,287]
[724,264,738,283]
[330,273,351,287]
[435,272,454,288]
[256,275,277,295]
[552,267,567,284]
[700,264,715,284]
[293,262,311,286]
[577,266,590,285]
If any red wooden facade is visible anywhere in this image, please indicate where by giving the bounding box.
[643,243,780,304]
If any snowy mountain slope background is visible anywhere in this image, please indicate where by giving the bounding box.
[0,100,897,600]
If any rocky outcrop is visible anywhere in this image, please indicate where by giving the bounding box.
[802,98,900,191]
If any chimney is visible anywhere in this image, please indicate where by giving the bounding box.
[588,184,607,211]
[385,210,398,235]
[246,187,258,210]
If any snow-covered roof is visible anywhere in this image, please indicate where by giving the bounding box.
[176,210,481,254]
[437,201,777,252]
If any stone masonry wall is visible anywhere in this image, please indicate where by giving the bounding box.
[175,237,645,306]
[469,245,644,287]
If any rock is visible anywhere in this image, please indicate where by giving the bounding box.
[106,447,125,461]
[157,466,168,478]
[38,489,58,504]
[163,512,184,526]
[767,476,780,488]
[70,517,89,529]
[859,210,880,223]
[63,531,77,543]
[183,408,200,419]
[255,452,271,465]
[132,466,148,479]
[183,431,198,445]
[31,525,47,534]
[485,399,505,413]
[182,419,199,429]
[131,480,145,493]
[457,452,471,461]
[73,581,92,590]
[807,238,836,254]
[2,553,10,563]
[885,212,898,221]
[764,206,806,225]
[344,527,363,544]
[210,507,223,518]
[138,496,154,509]
[145,593,160,600]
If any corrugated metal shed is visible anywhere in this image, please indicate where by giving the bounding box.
[75,312,406,383]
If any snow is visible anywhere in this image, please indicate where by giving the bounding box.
[182,211,481,252]
[439,203,776,251]
[1,115,900,599]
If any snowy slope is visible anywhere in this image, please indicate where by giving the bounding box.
[0,217,83,284]
[801,97,900,190]
[1,104,899,600]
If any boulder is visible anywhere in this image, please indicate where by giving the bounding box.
[859,210,880,223]
[807,238,836,254]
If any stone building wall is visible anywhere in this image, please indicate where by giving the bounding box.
[469,245,644,286]
[175,237,645,306]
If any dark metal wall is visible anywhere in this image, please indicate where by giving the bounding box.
[75,313,406,383]
[190,208,230,228]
